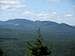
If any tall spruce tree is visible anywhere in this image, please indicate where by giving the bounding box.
[0,49,3,56]
[26,28,51,56]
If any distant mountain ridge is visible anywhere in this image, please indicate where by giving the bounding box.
[0,19,75,40]
[0,19,74,31]
[0,19,74,28]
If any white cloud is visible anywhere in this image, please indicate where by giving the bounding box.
[65,14,73,17]
[0,0,26,10]
[22,11,58,21]
[24,11,34,15]
[0,0,19,4]
[52,11,57,14]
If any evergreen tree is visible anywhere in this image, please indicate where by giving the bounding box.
[0,49,3,56]
[26,28,51,56]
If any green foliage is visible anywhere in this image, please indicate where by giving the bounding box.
[0,28,75,56]
[26,39,51,56]
[26,28,51,56]
[0,48,3,56]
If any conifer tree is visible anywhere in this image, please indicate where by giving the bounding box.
[0,49,3,56]
[26,28,51,56]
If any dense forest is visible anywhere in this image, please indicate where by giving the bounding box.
[0,28,75,56]
[0,19,75,56]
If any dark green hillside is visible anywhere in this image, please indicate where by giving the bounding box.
[0,19,75,56]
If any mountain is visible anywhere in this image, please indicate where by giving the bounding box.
[0,19,75,56]
[0,19,75,41]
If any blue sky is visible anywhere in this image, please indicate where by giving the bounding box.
[0,0,75,25]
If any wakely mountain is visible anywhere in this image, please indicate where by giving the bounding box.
[0,19,75,56]
[0,19,75,40]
